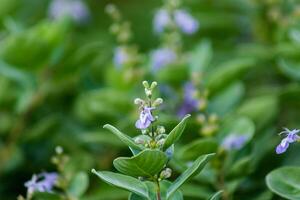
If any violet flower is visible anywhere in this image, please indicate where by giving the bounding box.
[222,134,248,150]
[48,0,90,24]
[25,172,58,195]
[113,47,129,69]
[151,48,177,71]
[177,82,199,117]
[174,9,199,34]
[135,107,155,129]
[153,9,171,34]
[276,128,300,154]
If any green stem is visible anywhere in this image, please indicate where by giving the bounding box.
[156,179,161,200]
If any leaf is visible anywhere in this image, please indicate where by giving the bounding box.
[266,166,300,200]
[189,39,213,73]
[208,81,245,116]
[208,191,223,200]
[167,153,215,199]
[163,114,191,151]
[67,172,89,198]
[178,138,218,161]
[103,124,144,151]
[91,170,149,198]
[278,59,300,81]
[205,58,256,95]
[113,149,168,177]
[32,192,60,200]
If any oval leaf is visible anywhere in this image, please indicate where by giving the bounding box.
[266,166,300,200]
[91,170,149,198]
[103,124,144,151]
[113,149,168,177]
[209,191,223,200]
[163,114,191,151]
[167,153,215,199]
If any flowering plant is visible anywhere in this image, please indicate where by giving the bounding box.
[92,81,216,200]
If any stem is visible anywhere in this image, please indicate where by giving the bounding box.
[156,179,161,200]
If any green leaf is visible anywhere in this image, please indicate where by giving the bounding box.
[103,124,144,151]
[178,138,218,161]
[113,149,168,177]
[209,191,223,200]
[91,170,149,198]
[167,153,215,199]
[278,59,300,81]
[189,39,213,73]
[32,192,60,200]
[67,172,89,198]
[205,58,256,95]
[266,166,300,200]
[163,114,191,151]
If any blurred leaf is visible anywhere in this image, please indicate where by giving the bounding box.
[208,81,245,116]
[163,114,191,151]
[167,153,215,199]
[92,170,149,198]
[278,59,300,81]
[266,166,300,200]
[180,183,213,199]
[178,138,218,161]
[113,149,167,177]
[67,172,89,198]
[32,192,60,200]
[189,39,213,73]
[205,58,256,95]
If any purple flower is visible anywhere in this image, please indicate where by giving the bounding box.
[135,107,155,129]
[222,134,248,150]
[25,172,58,195]
[153,9,171,34]
[174,10,199,34]
[151,48,177,71]
[113,47,129,69]
[177,82,199,117]
[48,0,90,24]
[276,128,300,154]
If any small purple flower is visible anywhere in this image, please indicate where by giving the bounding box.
[153,9,171,34]
[25,172,58,195]
[48,0,90,24]
[222,134,248,150]
[174,10,199,34]
[151,48,177,71]
[276,128,300,154]
[135,107,155,129]
[177,82,199,117]
[113,47,129,69]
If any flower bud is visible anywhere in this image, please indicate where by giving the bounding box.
[196,114,206,124]
[208,113,218,123]
[157,138,165,147]
[156,126,165,134]
[150,81,158,89]
[142,81,149,88]
[153,98,163,106]
[145,88,152,97]
[55,146,63,154]
[160,168,172,179]
[134,98,144,105]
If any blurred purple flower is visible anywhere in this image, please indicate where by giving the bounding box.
[153,9,171,34]
[25,172,58,194]
[49,0,90,24]
[177,82,199,117]
[113,47,129,69]
[135,107,155,129]
[276,128,300,154]
[151,48,176,71]
[174,10,199,34]
[222,134,248,150]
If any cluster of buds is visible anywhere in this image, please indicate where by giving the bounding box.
[134,81,167,149]
[197,113,219,137]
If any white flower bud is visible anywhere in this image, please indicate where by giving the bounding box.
[150,81,158,89]
[157,126,165,134]
[160,168,172,179]
[134,98,143,105]
[145,89,152,97]
[153,98,163,106]
[142,81,149,88]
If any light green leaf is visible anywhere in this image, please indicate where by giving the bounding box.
[266,166,300,200]
[278,59,300,81]
[189,39,213,73]
[103,124,144,151]
[91,170,149,198]
[167,153,215,199]
[178,138,218,161]
[163,114,191,151]
[208,191,223,200]
[113,149,168,177]
[67,172,89,198]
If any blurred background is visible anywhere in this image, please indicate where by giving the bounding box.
[0,0,300,199]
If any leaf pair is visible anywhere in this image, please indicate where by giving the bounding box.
[92,153,214,200]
